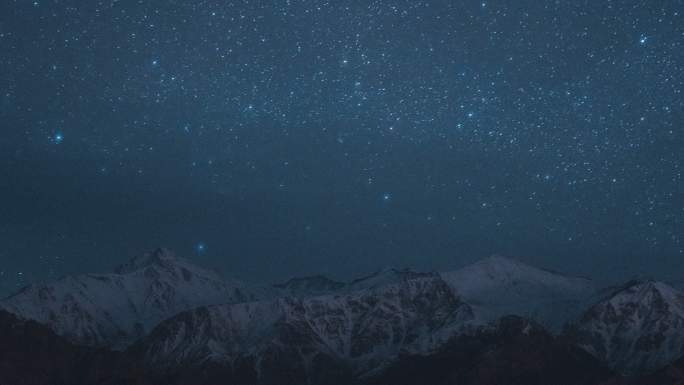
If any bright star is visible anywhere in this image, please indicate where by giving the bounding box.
[196,243,206,253]
[53,133,64,144]
[383,193,391,201]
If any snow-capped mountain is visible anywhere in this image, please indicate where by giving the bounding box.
[0,252,601,352]
[569,280,684,374]
[440,255,597,331]
[0,248,249,348]
[6,250,684,383]
[248,256,597,333]
[135,274,475,384]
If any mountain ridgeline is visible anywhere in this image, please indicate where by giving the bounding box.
[2,248,684,385]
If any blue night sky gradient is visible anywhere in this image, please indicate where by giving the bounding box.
[0,0,682,291]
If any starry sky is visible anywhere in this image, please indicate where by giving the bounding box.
[1,0,683,292]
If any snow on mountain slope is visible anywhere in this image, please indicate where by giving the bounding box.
[440,255,597,331]
[0,248,248,349]
[137,274,475,380]
[570,280,684,374]
[249,257,596,333]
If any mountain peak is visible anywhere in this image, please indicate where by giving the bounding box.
[466,254,592,284]
[572,279,684,374]
[446,254,595,293]
[440,255,596,332]
[1,247,247,349]
[608,280,683,309]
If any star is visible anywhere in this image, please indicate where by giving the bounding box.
[2,0,682,296]
[195,243,206,253]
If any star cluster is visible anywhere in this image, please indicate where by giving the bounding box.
[0,0,682,290]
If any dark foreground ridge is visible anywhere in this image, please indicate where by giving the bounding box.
[0,310,144,385]
[1,309,680,385]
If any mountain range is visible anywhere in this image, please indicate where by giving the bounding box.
[2,248,684,384]
[0,248,249,349]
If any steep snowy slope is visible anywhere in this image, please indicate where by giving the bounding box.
[0,248,248,348]
[570,280,684,374]
[440,255,597,331]
[135,274,475,383]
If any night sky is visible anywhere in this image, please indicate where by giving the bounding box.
[1,0,682,292]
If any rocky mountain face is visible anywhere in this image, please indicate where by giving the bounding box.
[0,248,249,348]
[366,316,615,385]
[568,280,684,374]
[133,274,475,385]
[268,256,597,332]
[0,251,598,350]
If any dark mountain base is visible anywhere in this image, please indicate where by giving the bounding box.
[626,358,684,385]
[3,310,684,385]
[0,310,146,385]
